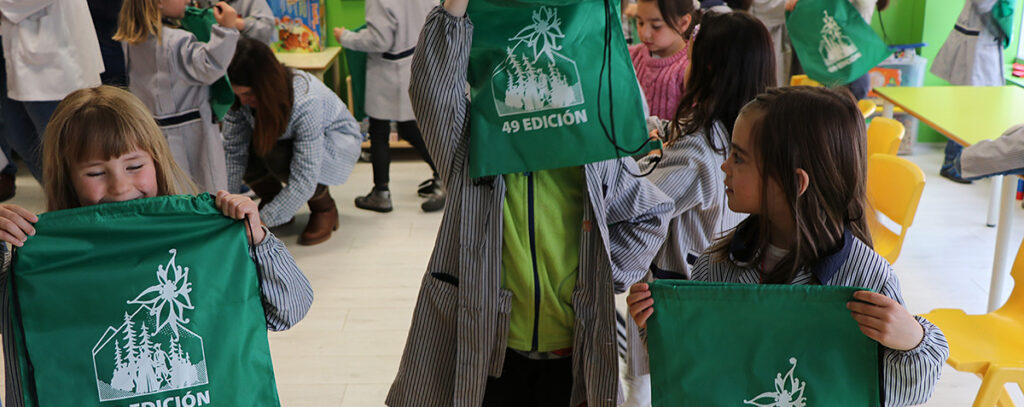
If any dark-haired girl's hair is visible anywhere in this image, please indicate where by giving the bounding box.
[666,11,776,154]
[227,37,296,157]
[709,86,873,284]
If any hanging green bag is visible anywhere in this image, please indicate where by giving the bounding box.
[646,280,881,406]
[786,0,890,86]
[466,0,653,178]
[181,7,236,122]
[342,25,369,121]
[9,194,280,406]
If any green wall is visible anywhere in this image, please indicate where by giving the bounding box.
[870,0,1023,142]
[323,0,366,101]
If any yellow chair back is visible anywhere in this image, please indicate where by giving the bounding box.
[858,99,877,119]
[866,117,905,157]
[865,154,925,264]
[789,74,822,87]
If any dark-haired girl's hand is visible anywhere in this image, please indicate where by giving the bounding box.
[215,190,266,245]
[627,282,655,329]
[0,204,36,248]
[847,290,925,351]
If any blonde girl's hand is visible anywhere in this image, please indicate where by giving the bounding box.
[215,190,266,245]
[847,291,925,351]
[0,204,37,248]
[333,27,345,42]
[213,2,239,29]
[627,282,655,329]
[785,0,799,11]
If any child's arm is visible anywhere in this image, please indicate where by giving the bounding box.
[174,5,239,86]
[223,109,253,195]
[214,191,314,330]
[640,135,723,222]
[406,5,473,184]
[233,0,275,43]
[334,0,397,53]
[848,278,949,405]
[602,158,674,293]
[248,230,314,330]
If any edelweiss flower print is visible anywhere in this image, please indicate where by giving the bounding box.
[466,0,653,178]
[645,281,881,406]
[10,195,281,406]
[94,249,209,402]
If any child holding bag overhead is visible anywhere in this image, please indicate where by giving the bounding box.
[385,0,673,405]
[628,87,948,406]
[115,0,240,193]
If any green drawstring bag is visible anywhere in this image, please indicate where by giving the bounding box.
[8,194,280,406]
[180,7,236,122]
[466,0,653,178]
[646,280,881,406]
[342,25,368,121]
[786,0,890,86]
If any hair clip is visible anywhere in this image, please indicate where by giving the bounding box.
[691,23,701,39]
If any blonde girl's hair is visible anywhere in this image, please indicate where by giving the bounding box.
[113,0,163,44]
[43,86,198,211]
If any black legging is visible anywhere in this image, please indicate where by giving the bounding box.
[368,118,437,188]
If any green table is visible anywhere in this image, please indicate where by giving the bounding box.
[875,86,1024,312]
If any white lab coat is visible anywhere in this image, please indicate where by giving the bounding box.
[0,0,103,101]
[339,0,437,122]
[931,0,1005,86]
[750,0,791,86]
[961,124,1024,178]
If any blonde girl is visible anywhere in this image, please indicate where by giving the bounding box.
[0,86,313,406]
[114,0,240,192]
[627,87,949,406]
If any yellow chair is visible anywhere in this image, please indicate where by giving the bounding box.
[866,154,925,264]
[866,117,905,157]
[789,74,822,87]
[791,75,877,118]
[858,99,877,119]
[923,237,1024,407]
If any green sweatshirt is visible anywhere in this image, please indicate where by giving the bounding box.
[501,166,584,352]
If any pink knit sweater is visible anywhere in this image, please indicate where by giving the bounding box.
[629,43,689,120]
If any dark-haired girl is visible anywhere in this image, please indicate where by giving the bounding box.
[629,87,948,406]
[622,11,775,405]
[223,38,363,246]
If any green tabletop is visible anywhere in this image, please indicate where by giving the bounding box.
[874,86,1024,146]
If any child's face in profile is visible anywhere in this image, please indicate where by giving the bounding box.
[722,111,762,214]
[71,149,159,206]
[159,0,188,19]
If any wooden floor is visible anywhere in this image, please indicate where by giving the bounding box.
[2,142,1022,405]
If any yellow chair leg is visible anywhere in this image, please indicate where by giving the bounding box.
[975,367,1024,407]
[995,389,1015,407]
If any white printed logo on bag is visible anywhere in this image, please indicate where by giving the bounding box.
[92,249,210,402]
[493,7,588,134]
[819,11,862,73]
[743,357,807,407]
